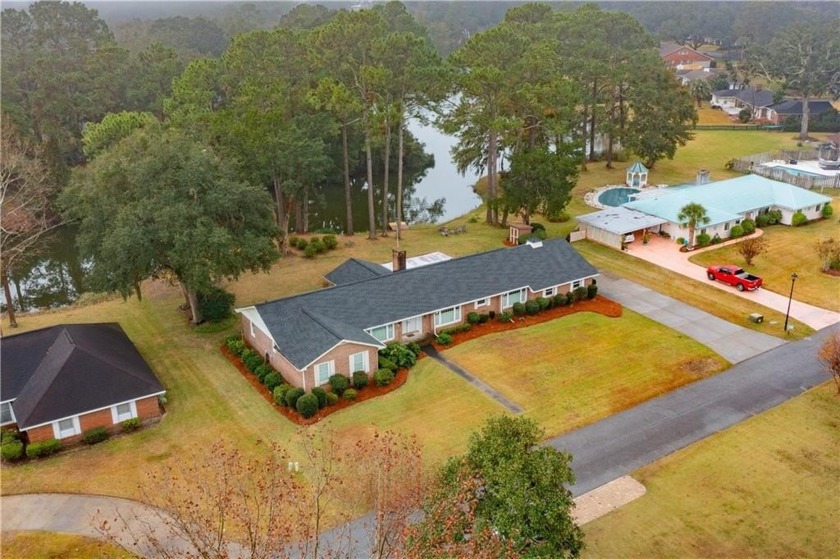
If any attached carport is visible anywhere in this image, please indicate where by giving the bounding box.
[577,207,668,249]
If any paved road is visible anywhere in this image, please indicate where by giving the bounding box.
[549,322,838,496]
[598,273,786,363]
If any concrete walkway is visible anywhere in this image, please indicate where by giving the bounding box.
[624,234,840,330]
[597,273,786,363]
[423,344,523,413]
[549,321,838,496]
[571,476,646,525]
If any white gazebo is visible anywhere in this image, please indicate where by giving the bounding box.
[626,161,649,188]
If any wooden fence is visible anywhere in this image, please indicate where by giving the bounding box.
[727,149,839,190]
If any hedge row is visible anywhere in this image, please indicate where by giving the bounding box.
[288,235,339,259]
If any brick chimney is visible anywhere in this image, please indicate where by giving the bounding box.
[392,249,406,272]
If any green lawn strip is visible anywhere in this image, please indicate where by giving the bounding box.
[689,202,840,312]
[316,357,505,466]
[582,383,840,558]
[0,532,139,559]
[442,312,727,438]
[575,240,814,340]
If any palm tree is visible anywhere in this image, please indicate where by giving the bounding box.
[677,202,710,248]
[688,79,712,109]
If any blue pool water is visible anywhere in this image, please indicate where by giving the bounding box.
[775,166,823,178]
[598,187,641,207]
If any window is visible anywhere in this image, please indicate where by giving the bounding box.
[503,289,526,308]
[724,222,731,231]
[475,298,489,307]
[543,287,555,297]
[0,401,14,425]
[111,401,137,424]
[54,417,80,439]
[315,361,335,385]
[369,324,395,342]
[349,351,369,373]
[435,306,462,327]
[249,320,255,338]
[403,316,422,334]
[571,280,584,290]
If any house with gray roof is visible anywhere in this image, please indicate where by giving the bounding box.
[236,239,599,390]
[711,87,776,120]
[577,175,831,249]
[1,323,166,444]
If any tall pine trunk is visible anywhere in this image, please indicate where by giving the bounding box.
[487,129,498,225]
[365,131,377,240]
[2,269,18,328]
[381,119,391,236]
[342,124,354,235]
[589,80,597,162]
[396,113,405,243]
[303,186,310,233]
[273,175,290,255]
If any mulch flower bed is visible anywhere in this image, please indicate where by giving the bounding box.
[220,345,409,426]
[430,295,622,351]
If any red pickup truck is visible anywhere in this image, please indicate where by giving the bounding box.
[706,265,763,291]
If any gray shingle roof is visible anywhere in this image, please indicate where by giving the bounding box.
[254,239,598,369]
[324,258,389,286]
[1,324,165,429]
[771,99,834,116]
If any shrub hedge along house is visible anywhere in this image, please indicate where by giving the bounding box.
[0,323,165,444]
[236,239,599,390]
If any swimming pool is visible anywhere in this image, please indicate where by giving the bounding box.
[771,166,824,178]
[598,187,640,207]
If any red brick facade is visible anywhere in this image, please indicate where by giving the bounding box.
[661,47,714,68]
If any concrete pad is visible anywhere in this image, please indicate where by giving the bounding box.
[572,476,647,525]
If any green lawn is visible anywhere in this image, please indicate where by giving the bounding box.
[583,383,840,558]
[1,532,138,559]
[575,240,814,340]
[689,203,840,312]
[443,312,728,437]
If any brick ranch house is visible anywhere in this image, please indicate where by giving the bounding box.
[659,42,715,69]
[1,323,166,444]
[236,239,599,390]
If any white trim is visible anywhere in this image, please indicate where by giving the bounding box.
[402,316,422,334]
[349,351,370,373]
[543,287,555,297]
[502,288,527,309]
[237,306,273,344]
[21,391,165,432]
[368,323,396,343]
[0,400,16,426]
[110,401,138,424]
[571,279,584,290]
[52,416,81,439]
[434,305,462,327]
[315,360,335,385]
[475,298,490,307]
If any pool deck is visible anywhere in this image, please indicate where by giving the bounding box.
[761,160,840,178]
[585,184,668,209]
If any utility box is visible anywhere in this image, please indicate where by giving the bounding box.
[749,313,764,323]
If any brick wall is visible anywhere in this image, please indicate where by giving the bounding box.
[304,343,377,389]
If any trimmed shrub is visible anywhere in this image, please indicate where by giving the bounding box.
[311,387,328,408]
[288,235,300,247]
[296,238,308,250]
[436,332,453,345]
[326,392,339,406]
[378,355,398,372]
[741,219,756,234]
[553,293,567,307]
[374,368,395,386]
[264,372,284,392]
[566,292,575,305]
[255,364,273,383]
[343,388,358,401]
[467,311,481,325]
[512,302,526,316]
[197,287,235,322]
[488,310,496,320]
[83,426,110,445]
[328,374,350,396]
[322,235,339,250]
[225,336,246,356]
[352,371,369,389]
[309,236,321,246]
[242,350,263,373]
[304,243,318,258]
[536,296,550,311]
[767,210,782,225]
[573,286,588,302]
[407,342,422,358]
[273,384,292,406]
[711,233,722,245]
[696,232,711,247]
[478,313,490,323]
[311,239,326,254]
[1,430,19,444]
[587,284,598,299]
[729,225,744,238]
[296,393,319,418]
[755,214,770,227]
[498,311,513,323]
[442,323,471,335]
[26,439,61,459]
[525,300,540,315]
[121,417,141,432]
[1,440,24,462]
[285,387,305,409]
[381,342,417,368]
[822,204,833,218]
[530,222,546,232]
[791,211,807,227]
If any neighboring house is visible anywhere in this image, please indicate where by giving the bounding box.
[764,99,836,125]
[0,323,166,444]
[237,239,599,390]
[710,87,776,119]
[660,42,715,69]
[676,68,719,86]
[578,175,831,249]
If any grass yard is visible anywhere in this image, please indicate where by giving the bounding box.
[689,202,840,312]
[442,312,728,437]
[0,532,138,559]
[583,383,840,558]
[575,240,814,340]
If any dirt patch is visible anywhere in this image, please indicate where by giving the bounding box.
[430,295,623,351]
[220,345,410,426]
[679,357,724,377]
[820,268,840,278]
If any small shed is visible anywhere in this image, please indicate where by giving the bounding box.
[626,161,649,188]
[509,223,533,245]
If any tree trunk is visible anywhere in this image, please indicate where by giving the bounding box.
[487,129,498,225]
[294,200,304,234]
[11,273,25,312]
[273,175,291,255]
[2,269,18,328]
[185,284,202,325]
[381,119,390,236]
[589,80,597,162]
[178,281,191,310]
[365,131,377,240]
[800,95,810,141]
[396,114,405,244]
[303,186,310,233]
[606,125,615,169]
[342,124,354,236]
[580,105,589,172]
